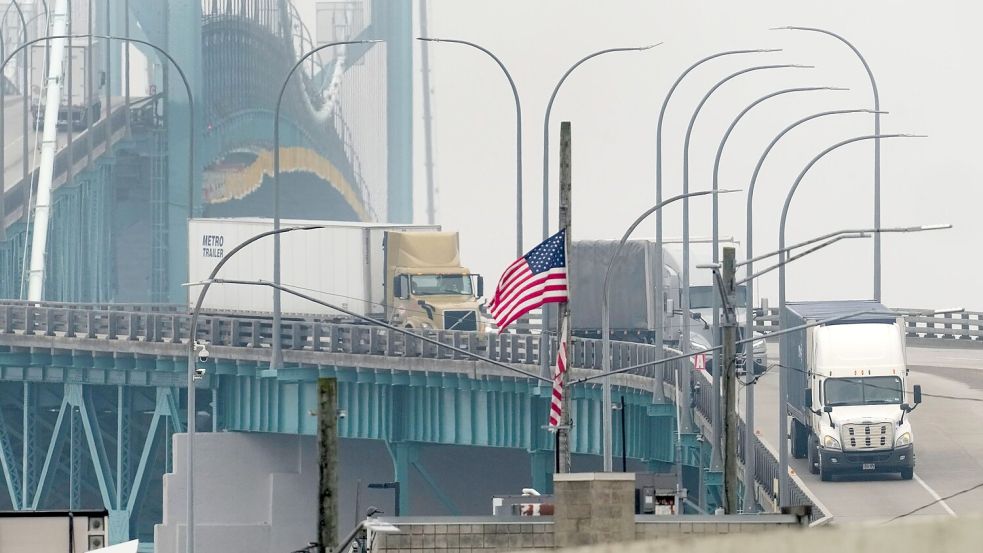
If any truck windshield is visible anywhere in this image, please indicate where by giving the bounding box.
[824,376,903,406]
[689,285,747,309]
[410,275,473,296]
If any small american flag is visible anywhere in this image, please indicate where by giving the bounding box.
[487,229,569,331]
[549,319,569,429]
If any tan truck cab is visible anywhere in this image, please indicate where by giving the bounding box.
[385,231,485,331]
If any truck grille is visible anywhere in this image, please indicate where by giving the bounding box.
[444,310,477,331]
[841,422,894,451]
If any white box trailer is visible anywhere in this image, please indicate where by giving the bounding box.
[188,218,439,318]
[30,44,102,130]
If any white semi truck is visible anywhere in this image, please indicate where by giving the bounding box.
[782,300,922,481]
[187,218,486,331]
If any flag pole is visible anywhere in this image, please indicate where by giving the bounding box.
[556,121,573,473]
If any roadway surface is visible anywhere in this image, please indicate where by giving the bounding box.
[2,95,113,194]
[749,341,983,524]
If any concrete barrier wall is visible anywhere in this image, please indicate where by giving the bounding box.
[367,514,803,552]
[369,518,553,551]
[552,516,983,553]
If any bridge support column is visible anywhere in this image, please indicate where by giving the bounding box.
[386,441,417,516]
[529,450,553,495]
[164,0,202,302]
[375,0,413,222]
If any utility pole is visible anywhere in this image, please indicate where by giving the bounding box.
[556,121,573,473]
[318,378,339,553]
[721,247,739,513]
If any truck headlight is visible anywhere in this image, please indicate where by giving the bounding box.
[420,321,433,330]
[896,432,911,447]
[822,435,841,450]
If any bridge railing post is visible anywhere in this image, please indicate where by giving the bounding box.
[23,306,36,336]
[1,304,12,334]
[311,322,324,352]
[45,308,56,337]
[126,313,138,341]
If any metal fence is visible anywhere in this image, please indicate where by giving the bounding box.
[0,299,822,519]
[753,306,983,344]
[0,300,660,372]
[690,367,826,523]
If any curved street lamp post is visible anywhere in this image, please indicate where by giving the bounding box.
[707,85,845,490]
[271,38,382,374]
[773,26,884,300]
[541,43,657,240]
[681,63,810,474]
[417,37,524,257]
[538,42,656,379]
[653,48,778,407]
[741,107,881,511]
[600,189,737,472]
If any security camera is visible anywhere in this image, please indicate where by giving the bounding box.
[336,409,348,419]
[194,341,210,363]
[193,367,207,381]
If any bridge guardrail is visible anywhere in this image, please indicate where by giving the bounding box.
[0,299,824,520]
[691,367,825,523]
[0,302,663,373]
[753,306,983,343]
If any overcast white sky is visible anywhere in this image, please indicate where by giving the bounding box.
[297,1,977,310]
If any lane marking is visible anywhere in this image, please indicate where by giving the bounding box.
[914,473,957,517]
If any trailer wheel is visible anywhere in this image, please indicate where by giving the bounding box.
[900,467,913,480]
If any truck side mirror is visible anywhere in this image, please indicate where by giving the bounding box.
[393,275,408,299]
[823,405,833,413]
[913,384,922,405]
[691,312,701,320]
[475,275,484,298]
[804,389,812,409]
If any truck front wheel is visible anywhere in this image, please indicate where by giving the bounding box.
[901,467,914,480]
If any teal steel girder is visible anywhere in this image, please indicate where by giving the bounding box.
[218,366,677,463]
[0,380,186,545]
[0,160,116,302]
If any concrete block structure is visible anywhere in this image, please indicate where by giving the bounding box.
[369,517,553,552]
[154,433,317,553]
[553,473,636,548]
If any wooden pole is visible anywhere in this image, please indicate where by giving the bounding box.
[556,121,573,473]
[722,247,739,512]
[318,378,339,552]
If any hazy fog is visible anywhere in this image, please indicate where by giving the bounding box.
[403,0,980,311]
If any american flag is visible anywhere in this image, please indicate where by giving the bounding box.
[549,319,569,429]
[487,229,569,331]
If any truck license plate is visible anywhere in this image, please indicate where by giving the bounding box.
[862,463,875,471]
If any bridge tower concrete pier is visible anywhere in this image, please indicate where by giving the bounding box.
[164,0,202,303]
